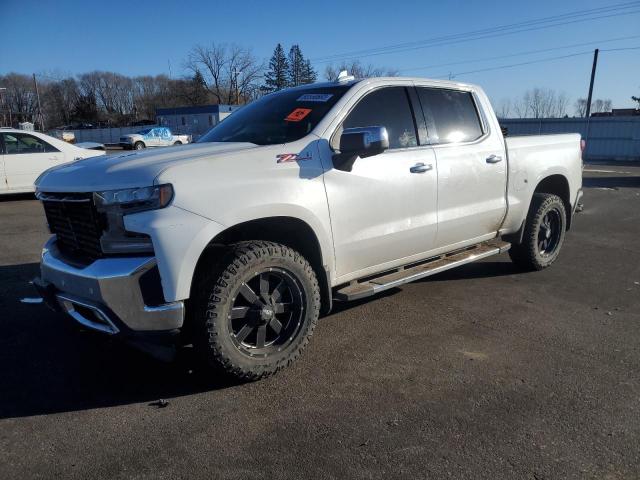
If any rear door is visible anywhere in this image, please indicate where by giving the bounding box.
[158,128,173,146]
[2,132,65,191]
[321,86,439,280]
[415,87,507,248]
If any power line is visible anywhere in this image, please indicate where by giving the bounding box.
[313,1,640,62]
[435,46,640,78]
[398,34,640,73]
[312,2,640,64]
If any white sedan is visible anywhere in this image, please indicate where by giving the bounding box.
[0,128,105,194]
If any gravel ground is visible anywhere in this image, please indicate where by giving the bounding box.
[0,164,639,479]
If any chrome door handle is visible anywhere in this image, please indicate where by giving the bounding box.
[410,162,433,173]
[486,154,503,164]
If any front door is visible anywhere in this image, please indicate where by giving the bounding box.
[321,86,438,280]
[2,132,65,191]
[415,87,507,248]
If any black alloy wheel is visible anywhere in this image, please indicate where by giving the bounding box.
[538,208,562,256]
[193,241,321,381]
[228,268,304,358]
[508,193,567,271]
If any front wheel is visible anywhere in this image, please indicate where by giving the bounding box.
[134,141,145,150]
[193,241,321,381]
[509,193,567,271]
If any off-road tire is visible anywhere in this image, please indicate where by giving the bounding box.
[509,193,566,271]
[193,241,321,381]
[134,141,145,150]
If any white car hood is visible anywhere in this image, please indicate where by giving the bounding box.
[35,142,258,192]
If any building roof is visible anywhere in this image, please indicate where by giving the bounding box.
[156,104,239,116]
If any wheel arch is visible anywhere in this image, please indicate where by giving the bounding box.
[533,174,572,230]
[190,216,333,315]
[504,173,573,245]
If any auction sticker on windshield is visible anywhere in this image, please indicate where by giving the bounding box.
[297,93,334,102]
[285,108,312,122]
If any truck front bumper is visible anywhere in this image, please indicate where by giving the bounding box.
[34,237,184,336]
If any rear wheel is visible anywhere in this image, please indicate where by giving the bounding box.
[134,141,145,150]
[509,193,566,271]
[193,241,320,381]
[173,141,182,145]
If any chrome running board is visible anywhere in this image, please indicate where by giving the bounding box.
[334,240,511,302]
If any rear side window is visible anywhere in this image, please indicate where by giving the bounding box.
[340,87,417,150]
[416,88,483,144]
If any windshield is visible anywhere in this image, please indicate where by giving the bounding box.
[199,86,351,145]
[137,128,152,135]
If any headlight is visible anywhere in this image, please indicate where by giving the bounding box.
[94,184,173,213]
[93,184,173,255]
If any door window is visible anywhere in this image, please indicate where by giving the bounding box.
[416,88,483,144]
[2,133,60,154]
[337,87,418,150]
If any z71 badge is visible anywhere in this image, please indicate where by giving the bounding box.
[276,153,312,163]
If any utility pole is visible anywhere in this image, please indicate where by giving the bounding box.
[33,73,45,131]
[585,49,599,118]
[232,67,239,105]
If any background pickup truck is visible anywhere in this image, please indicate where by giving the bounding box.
[119,127,191,150]
[34,75,583,381]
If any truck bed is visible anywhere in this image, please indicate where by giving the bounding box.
[501,133,583,234]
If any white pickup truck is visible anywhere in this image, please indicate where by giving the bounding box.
[119,127,191,150]
[34,75,583,380]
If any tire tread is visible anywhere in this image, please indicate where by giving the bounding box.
[194,240,320,381]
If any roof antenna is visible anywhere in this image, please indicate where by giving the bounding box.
[337,70,355,82]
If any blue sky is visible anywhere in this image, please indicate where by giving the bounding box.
[1,0,639,110]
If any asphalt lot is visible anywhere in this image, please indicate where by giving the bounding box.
[1,164,639,479]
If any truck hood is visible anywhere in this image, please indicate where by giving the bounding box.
[35,142,258,192]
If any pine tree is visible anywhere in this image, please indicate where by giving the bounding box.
[301,59,317,85]
[261,44,289,93]
[288,45,304,87]
[190,69,209,105]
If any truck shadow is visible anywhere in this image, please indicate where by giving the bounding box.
[0,263,237,419]
[0,259,518,418]
[0,193,36,202]
[583,176,640,189]
[328,260,518,316]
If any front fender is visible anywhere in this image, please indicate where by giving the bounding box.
[124,206,226,302]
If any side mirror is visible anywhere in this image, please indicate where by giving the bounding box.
[339,126,389,158]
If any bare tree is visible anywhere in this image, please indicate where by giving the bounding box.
[226,44,264,104]
[186,43,263,105]
[574,97,612,117]
[511,88,569,118]
[0,73,39,123]
[496,98,512,118]
[554,92,569,118]
[592,98,612,113]
[574,98,588,117]
[45,78,79,126]
[513,96,530,118]
[324,60,398,81]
